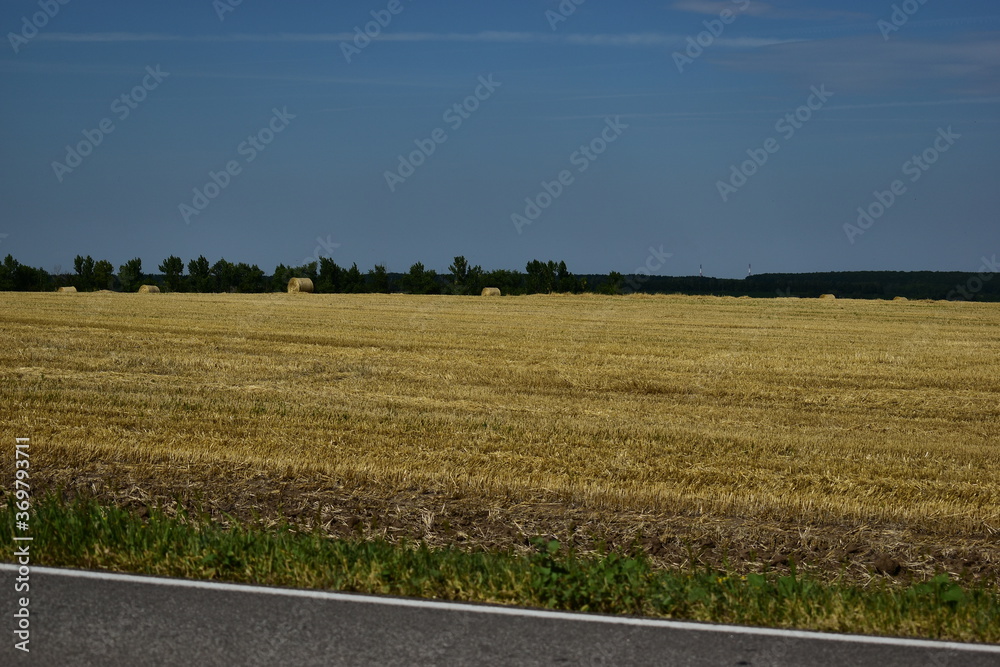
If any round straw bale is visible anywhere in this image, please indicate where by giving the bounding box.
[819,293,837,300]
[892,296,908,301]
[138,285,160,293]
[287,277,314,293]
[481,287,501,296]
[57,286,77,293]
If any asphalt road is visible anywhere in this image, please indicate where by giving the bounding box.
[2,565,998,666]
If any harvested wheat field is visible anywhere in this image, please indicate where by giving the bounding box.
[1,292,998,583]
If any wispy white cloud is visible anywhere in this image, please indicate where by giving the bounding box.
[0,59,455,89]
[545,96,1000,122]
[672,1,775,18]
[671,0,867,21]
[825,96,1000,111]
[35,30,797,49]
[714,33,1000,96]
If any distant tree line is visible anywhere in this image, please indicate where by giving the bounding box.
[1,253,997,301]
[600,271,1000,302]
[0,254,587,296]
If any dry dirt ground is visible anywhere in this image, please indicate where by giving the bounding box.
[32,453,997,587]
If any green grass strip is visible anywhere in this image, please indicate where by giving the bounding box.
[3,495,998,643]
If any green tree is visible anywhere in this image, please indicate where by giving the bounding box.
[317,257,343,293]
[0,256,54,291]
[466,263,484,295]
[234,262,266,293]
[291,261,318,281]
[445,256,484,295]
[448,256,469,294]
[159,255,185,292]
[368,264,390,293]
[601,271,624,295]
[22,263,51,291]
[556,260,580,293]
[73,255,95,291]
[400,262,439,294]
[118,257,143,292]
[0,255,18,291]
[212,259,237,292]
[93,260,115,290]
[344,263,365,293]
[242,262,267,293]
[188,256,212,292]
[525,260,556,294]
[272,263,292,292]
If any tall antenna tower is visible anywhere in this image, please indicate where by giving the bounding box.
[748,263,752,277]
[699,264,703,278]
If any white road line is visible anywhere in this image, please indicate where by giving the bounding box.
[4,564,999,654]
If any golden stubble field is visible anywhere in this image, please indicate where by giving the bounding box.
[2,292,998,581]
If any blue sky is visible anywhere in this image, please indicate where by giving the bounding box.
[1,0,998,278]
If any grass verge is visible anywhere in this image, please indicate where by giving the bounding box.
[3,495,998,644]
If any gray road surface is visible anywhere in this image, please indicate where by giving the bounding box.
[2,565,998,666]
